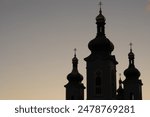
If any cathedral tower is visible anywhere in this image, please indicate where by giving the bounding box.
[123,44,143,100]
[64,49,85,100]
[84,3,118,100]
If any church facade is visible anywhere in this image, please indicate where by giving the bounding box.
[64,4,143,100]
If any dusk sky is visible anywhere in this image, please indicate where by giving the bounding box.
[0,0,150,99]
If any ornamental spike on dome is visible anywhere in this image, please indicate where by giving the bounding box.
[72,48,78,71]
[99,1,102,14]
[73,48,78,62]
[119,73,123,86]
[74,48,77,58]
[128,43,135,65]
[130,43,133,51]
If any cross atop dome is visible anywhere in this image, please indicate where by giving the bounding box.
[99,1,103,8]
[74,48,77,57]
[130,42,133,51]
[99,1,102,8]
[99,1,103,14]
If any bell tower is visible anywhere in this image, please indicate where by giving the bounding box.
[84,2,118,100]
[123,43,143,100]
[65,49,85,100]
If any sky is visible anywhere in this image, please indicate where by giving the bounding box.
[0,0,150,100]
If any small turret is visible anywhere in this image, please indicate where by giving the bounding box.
[67,49,83,83]
[124,43,140,79]
[123,43,143,100]
[65,49,85,100]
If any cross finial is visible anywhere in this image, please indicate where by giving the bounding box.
[99,1,102,8]
[99,1,103,14]
[129,42,133,51]
[74,48,77,57]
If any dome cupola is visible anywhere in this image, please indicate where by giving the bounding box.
[124,43,141,78]
[88,35,114,54]
[67,49,83,82]
[88,2,114,54]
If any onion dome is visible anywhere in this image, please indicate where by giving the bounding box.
[124,43,140,78]
[67,49,83,83]
[88,2,114,54]
[88,36,114,53]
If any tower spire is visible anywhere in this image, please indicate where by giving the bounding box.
[65,49,85,100]
[130,42,133,52]
[95,1,106,36]
[124,43,141,78]
[99,1,102,14]
[123,44,142,100]
[119,73,122,85]
[128,43,135,65]
[119,73,123,88]
[74,48,77,57]
[86,1,115,55]
[72,48,78,70]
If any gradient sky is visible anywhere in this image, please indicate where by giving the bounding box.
[0,0,150,99]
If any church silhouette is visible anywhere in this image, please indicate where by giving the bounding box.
[64,3,143,100]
